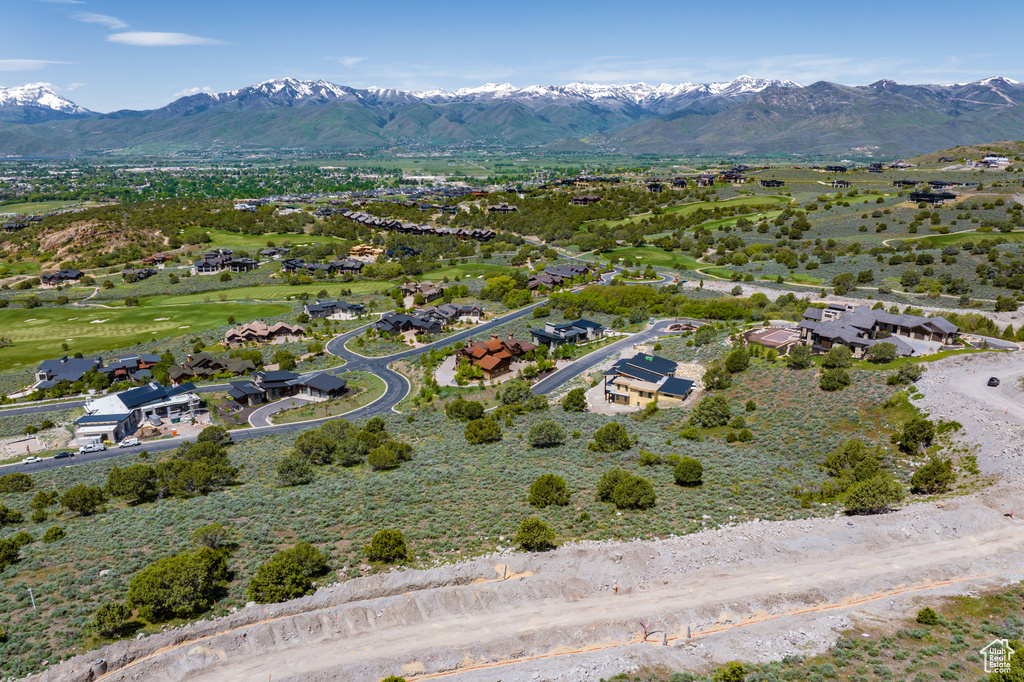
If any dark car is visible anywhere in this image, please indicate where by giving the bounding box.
[53,451,74,459]
[988,377,1000,387]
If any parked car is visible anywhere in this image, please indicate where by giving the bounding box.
[78,442,106,454]
[988,377,1001,387]
[53,451,74,459]
[21,456,42,464]
[118,437,140,448]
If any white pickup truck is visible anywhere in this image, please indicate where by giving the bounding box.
[118,437,140,448]
[79,442,106,454]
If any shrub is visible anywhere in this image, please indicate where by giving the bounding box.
[0,472,32,492]
[515,517,556,552]
[42,525,65,542]
[60,484,106,516]
[844,474,905,515]
[680,426,701,441]
[196,425,231,445]
[276,453,315,486]
[714,662,747,682]
[293,429,337,465]
[380,677,408,682]
[529,420,566,448]
[725,431,738,443]
[911,457,956,494]
[690,394,730,427]
[561,387,587,412]
[367,445,400,470]
[465,417,502,444]
[819,368,852,391]
[728,415,746,429]
[865,342,898,363]
[737,429,753,442]
[93,602,132,637]
[247,541,330,604]
[786,344,813,369]
[499,380,533,406]
[106,464,158,504]
[192,523,234,551]
[128,548,229,621]
[444,397,485,421]
[916,607,940,625]
[11,531,32,547]
[744,400,756,412]
[589,422,631,452]
[365,529,407,563]
[725,346,749,373]
[596,468,629,502]
[822,345,853,369]
[897,417,936,454]
[701,362,732,390]
[0,537,20,570]
[674,457,703,486]
[638,450,662,466]
[611,474,656,510]
[0,504,23,528]
[529,474,570,508]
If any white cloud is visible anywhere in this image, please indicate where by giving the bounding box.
[0,59,70,71]
[173,86,215,97]
[34,0,84,4]
[106,32,225,47]
[73,12,129,30]
[65,82,86,91]
[336,56,366,68]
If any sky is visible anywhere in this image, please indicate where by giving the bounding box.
[3,0,1023,113]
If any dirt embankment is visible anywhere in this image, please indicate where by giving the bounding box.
[29,352,1024,682]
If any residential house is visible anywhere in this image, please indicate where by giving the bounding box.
[374,311,444,335]
[797,304,958,357]
[77,382,201,444]
[830,179,851,189]
[194,249,258,274]
[35,355,105,387]
[647,182,664,193]
[224,321,304,347]
[39,269,83,287]
[121,268,158,282]
[349,244,384,261]
[168,353,256,384]
[399,281,444,303]
[760,179,785,188]
[530,319,606,347]
[527,263,593,294]
[571,195,601,206]
[909,190,956,204]
[291,373,348,401]
[603,353,694,407]
[487,203,517,214]
[460,333,536,379]
[303,300,366,320]
[105,354,162,383]
[259,247,291,259]
[824,165,848,173]
[252,370,300,400]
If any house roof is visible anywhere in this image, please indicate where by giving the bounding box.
[228,381,264,397]
[658,377,695,397]
[75,412,131,425]
[294,372,347,393]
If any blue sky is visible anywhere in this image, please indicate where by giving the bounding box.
[4,0,1023,112]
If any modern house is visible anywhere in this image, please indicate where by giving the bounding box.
[224,321,305,347]
[459,333,536,379]
[603,354,695,407]
[193,249,258,275]
[571,195,601,206]
[399,281,444,303]
[797,304,958,357]
[530,319,606,347]
[105,354,163,383]
[35,356,105,387]
[77,382,201,445]
[760,179,785,188]
[167,353,256,384]
[909,190,957,205]
[486,202,517,214]
[227,371,347,406]
[39,269,83,287]
[121,268,158,282]
[304,300,366,320]
[374,311,445,335]
[528,264,593,294]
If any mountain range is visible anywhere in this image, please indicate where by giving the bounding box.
[1,76,1022,157]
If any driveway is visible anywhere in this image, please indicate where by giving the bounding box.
[248,396,317,427]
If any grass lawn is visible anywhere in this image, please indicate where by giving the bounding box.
[0,200,85,215]
[0,302,289,372]
[271,371,387,424]
[179,228,355,251]
[0,261,42,275]
[897,230,1024,248]
[134,281,395,306]
[586,196,791,230]
[851,347,1004,371]
[601,246,702,271]
[781,272,824,285]
[420,263,514,281]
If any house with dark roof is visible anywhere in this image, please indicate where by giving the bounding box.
[105,354,162,382]
[760,179,785,188]
[121,268,158,282]
[39,269,83,287]
[530,319,606,347]
[528,264,593,294]
[35,355,105,386]
[291,372,348,401]
[78,382,201,444]
[303,300,366,320]
[487,202,517,214]
[374,311,444,335]
[603,353,694,407]
[168,353,256,384]
[798,304,958,357]
[227,380,267,408]
[909,190,957,205]
[571,195,601,206]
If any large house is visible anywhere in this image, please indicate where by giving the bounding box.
[798,304,958,357]
[227,370,347,407]
[76,382,201,445]
[530,319,606,347]
[35,353,161,388]
[303,300,366,320]
[224,321,305,347]
[193,249,258,275]
[341,210,496,242]
[399,281,444,303]
[528,264,594,294]
[459,333,536,379]
[40,269,83,287]
[168,353,257,384]
[604,353,695,407]
[374,311,444,335]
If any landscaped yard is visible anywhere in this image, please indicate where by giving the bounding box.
[419,263,514,281]
[271,371,387,424]
[0,302,290,372]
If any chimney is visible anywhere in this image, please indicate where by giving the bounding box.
[491,334,499,341]
[508,332,514,340]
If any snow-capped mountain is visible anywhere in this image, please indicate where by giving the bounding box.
[0,83,92,122]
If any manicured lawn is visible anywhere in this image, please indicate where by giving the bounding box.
[0,261,42,275]
[0,302,289,372]
[272,371,387,424]
[179,228,356,250]
[0,200,85,215]
[600,246,702,271]
[420,263,514,281]
[898,230,1024,248]
[135,281,395,306]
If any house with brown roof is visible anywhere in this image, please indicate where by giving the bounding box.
[460,333,536,379]
[168,353,257,384]
[224,321,305,348]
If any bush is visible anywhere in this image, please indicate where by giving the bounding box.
[728,415,746,429]
[690,394,730,427]
[0,537,20,570]
[93,602,132,637]
[60,484,106,516]
[465,417,502,444]
[916,607,940,625]
[822,345,853,369]
[380,677,408,682]
[277,453,316,486]
[365,529,407,563]
[786,344,813,369]
[737,428,753,442]
[844,474,905,515]
[638,450,661,466]
[529,474,570,507]
[0,472,32,492]
[529,420,566,448]
[106,464,158,504]
[42,526,65,542]
[515,517,556,552]
[819,368,852,391]
[674,457,703,486]
[293,429,337,465]
[196,425,231,445]
[744,400,756,412]
[192,523,234,551]
[247,541,330,604]
[702,362,732,390]
[865,342,898,363]
[724,346,749,373]
[611,473,656,510]
[680,426,701,441]
[444,397,485,421]
[897,417,936,454]
[0,504,23,528]
[561,387,587,412]
[11,531,32,547]
[589,422,631,452]
[713,662,747,682]
[911,457,956,494]
[128,548,229,621]
[499,380,533,406]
